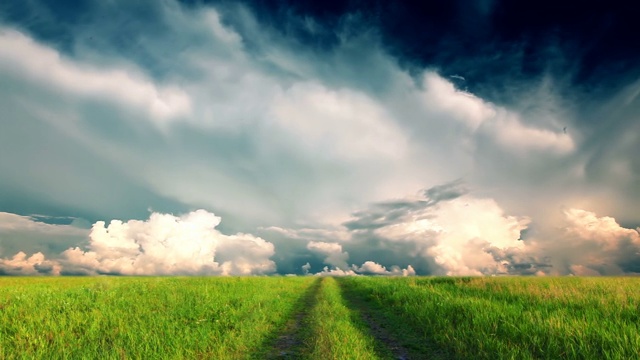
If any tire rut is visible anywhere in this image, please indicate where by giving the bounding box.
[265,278,322,359]
[348,295,412,360]
[336,279,414,360]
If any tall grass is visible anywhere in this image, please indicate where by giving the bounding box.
[338,276,640,359]
[0,276,315,359]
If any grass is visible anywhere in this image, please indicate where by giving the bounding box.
[2,276,640,359]
[0,276,315,359]
[338,276,640,359]
[298,277,391,359]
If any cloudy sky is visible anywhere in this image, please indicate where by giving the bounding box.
[1,0,638,276]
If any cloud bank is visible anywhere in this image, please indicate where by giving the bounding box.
[62,210,276,275]
[266,181,640,276]
[1,210,276,276]
[1,186,639,276]
[0,252,62,276]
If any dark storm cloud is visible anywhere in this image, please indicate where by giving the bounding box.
[199,0,639,105]
[5,0,638,111]
[344,180,467,231]
[423,180,468,203]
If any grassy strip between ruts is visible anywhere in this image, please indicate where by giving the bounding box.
[0,276,316,359]
[298,276,394,360]
[338,276,640,360]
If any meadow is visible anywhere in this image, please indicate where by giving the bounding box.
[1,276,639,359]
[0,277,314,359]
[339,276,640,359]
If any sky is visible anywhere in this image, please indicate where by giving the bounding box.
[0,0,639,276]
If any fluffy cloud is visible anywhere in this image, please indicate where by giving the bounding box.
[347,182,530,276]
[307,182,640,276]
[62,210,276,275]
[304,241,415,276]
[0,210,277,276]
[309,261,415,277]
[352,261,416,276]
[338,188,636,277]
[301,262,311,274]
[0,252,61,275]
[0,212,80,275]
[306,241,350,270]
[271,181,637,276]
[314,267,358,277]
[535,209,640,275]
[2,193,639,277]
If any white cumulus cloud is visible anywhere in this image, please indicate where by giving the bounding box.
[352,261,416,276]
[370,195,529,275]
[62,210,276,275]
[530,208,640,275]
[0,251,61,275]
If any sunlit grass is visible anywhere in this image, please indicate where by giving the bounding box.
[0,276,315,359]
[2,276,639,359]
[338,276,640,359]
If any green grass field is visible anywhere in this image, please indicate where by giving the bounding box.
[0,277,315,359]
[1,276,639,359]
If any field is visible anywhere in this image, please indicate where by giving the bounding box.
[1,276,639,359]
